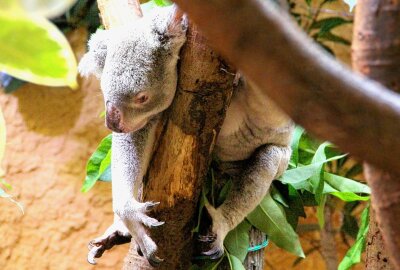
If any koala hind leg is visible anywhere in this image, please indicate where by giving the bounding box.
[201,144,291,259]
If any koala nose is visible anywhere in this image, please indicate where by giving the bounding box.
[105,101,123,132]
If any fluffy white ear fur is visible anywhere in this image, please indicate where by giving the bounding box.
[148,5,188,40]
[78,29,109,78]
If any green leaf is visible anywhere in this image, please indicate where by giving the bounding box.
[152,0,173,7]
[224,220,251,262]
[247,193,305,257]
[0,11,77,88]
[289,126,304,167]
[318,42,335,56]
[317,31,351,46]
[285,188,306,229]
[311,17,352,34]
[227,254,246,270]
[309,142,331,204]
[280,154,346,185]
[324,172,370,194]
[81,134,112,192]
[338,205,370,270]
[330,192,370,202]
[217,179,232,207]
[0,178,12,190]
[271,185,289,207]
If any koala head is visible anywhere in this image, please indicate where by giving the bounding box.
[79,6,187,133]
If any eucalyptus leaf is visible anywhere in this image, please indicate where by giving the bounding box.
[309,142,331,204]
[224,220,251,262]
[330,192,370,202]
[280,154,346,184]
[247,193,304,257]
[153,0,173,7]
[311,17,352,34]
[227,254,246,270]
[324,172,370,194]
[0,11,77,88]
[289,126,304,167]
[217,179,232,207]
[317,31,351,46]
[82,134,112,192]
[338,205,369,270]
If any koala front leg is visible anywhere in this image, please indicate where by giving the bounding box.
[88,121,163,266]
[201,144,291,258]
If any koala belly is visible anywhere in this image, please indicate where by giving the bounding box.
[214,90,293,162]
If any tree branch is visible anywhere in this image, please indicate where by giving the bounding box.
[173,0,400,175]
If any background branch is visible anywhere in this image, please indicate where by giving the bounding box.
[172,0,400,176]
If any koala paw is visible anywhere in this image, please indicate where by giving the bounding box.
[87,221,132,265]
[116,200,165,266]
[198,203,230,260]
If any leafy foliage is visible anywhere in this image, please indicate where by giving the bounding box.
[247,193,305,257]
[81,134,112,192]
[0,10,77,88]
[289,0,353,55]
[0,0,100,92]
[339,205,370,270]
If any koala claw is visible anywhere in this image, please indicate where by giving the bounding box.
[198,233,217,243]
[143,201,160,212]
[86,222,132,265]
[148,254,164,267]
[202,244,225,260]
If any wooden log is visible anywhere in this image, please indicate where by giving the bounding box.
[122,22,234,269]
[352,0,400,269]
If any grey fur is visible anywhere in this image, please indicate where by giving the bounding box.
[79,5,293,265]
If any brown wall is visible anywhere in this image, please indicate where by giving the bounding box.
[0,29,127,270]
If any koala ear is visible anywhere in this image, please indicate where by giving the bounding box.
[150,6,188,43]
[78,29,109,78]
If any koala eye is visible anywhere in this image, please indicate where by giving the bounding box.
[134,92,149,105]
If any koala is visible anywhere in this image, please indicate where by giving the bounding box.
[79,5,293,267]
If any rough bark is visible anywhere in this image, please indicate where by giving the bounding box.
[320,206,338,270]
[352,0,400,269]
[172,0,400,175]
[244,228,266,270]
[365,209,392,270]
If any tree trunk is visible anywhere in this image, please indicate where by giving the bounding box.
[365,210,392,270]
[244,228,266,270]
[126,22,235,269]
[352,0,400,269]
[320,206,338,270]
